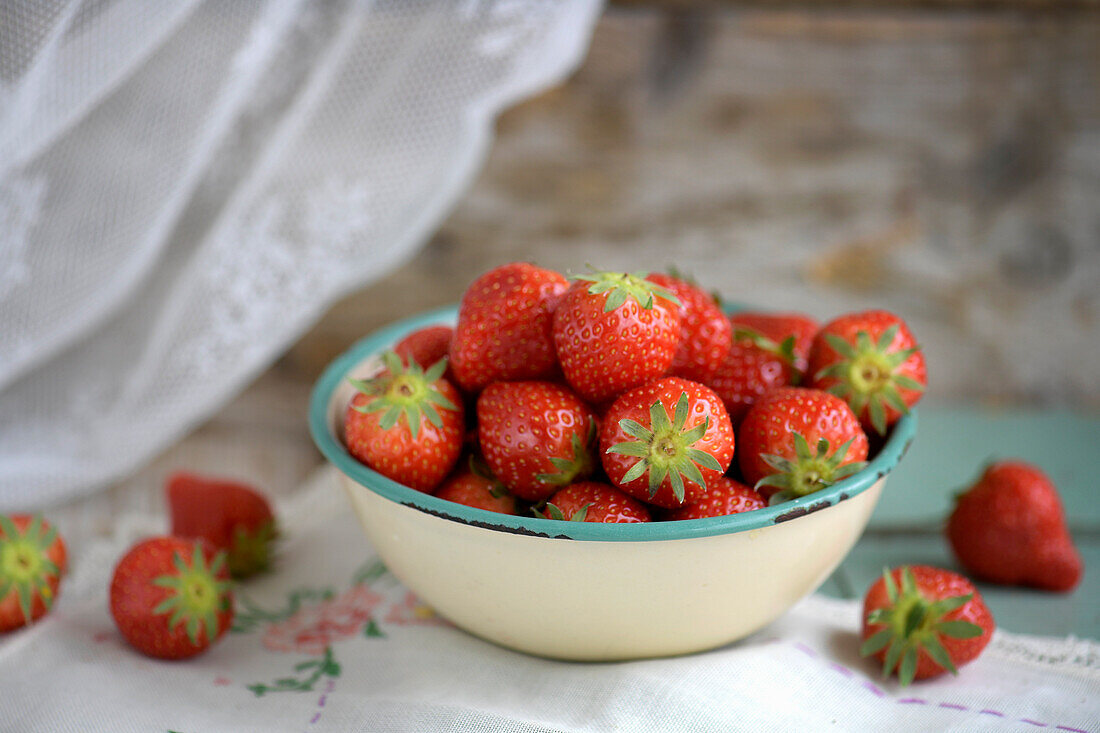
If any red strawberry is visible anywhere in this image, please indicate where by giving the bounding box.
[167,473,278,579]
[110,537,233,660]
[394,325,453,371]
[449,263,568,392]
[664,477,766,520]
[0,515,67,633]
[808,310,926,435]
[861,566,994,686]
[542,482,651,523]
[345,352,464,493]
[477,381,598,502]
[435,469,517,515]
[552,270,682,405]
[947,461,1082,592]
[601,377,734,509]
[738,387,869,499]
[728,311,819,373]
[646,273,731,384]
[707,335,798,427]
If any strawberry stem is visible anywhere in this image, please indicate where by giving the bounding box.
[0,515,61,625]
[535,420,597,487]
[571,269,681,313]
[150,545,232,647]
[816,326,923,435]
[755,433,866,497]
[606,392,722,503]
[860,566,983,686]
[349,352,457,440]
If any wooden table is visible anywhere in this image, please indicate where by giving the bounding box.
[45,6,1099,640]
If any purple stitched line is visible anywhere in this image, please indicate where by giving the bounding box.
[308,678,336,726]
[796,641,1091,733]
[793,642,817,657]
[828,662,854,678]
[861,681,886,698]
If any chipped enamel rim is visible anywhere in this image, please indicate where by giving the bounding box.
[309,304,916,541]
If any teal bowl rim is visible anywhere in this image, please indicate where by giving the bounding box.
[309,304,917,542]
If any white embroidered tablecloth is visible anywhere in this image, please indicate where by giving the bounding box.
[2,467,1097,732]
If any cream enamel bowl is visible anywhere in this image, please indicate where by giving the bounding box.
[309,305,916,661]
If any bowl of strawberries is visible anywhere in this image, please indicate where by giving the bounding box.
[309,263,922,661]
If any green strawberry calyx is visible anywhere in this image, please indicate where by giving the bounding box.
[349,352,458,440]
[571,269,682,313]
[733,327,801,380]
[815,325,924,435]
[0,515,61,625]
[151,544,232,648]
[228,519,278,579]
[535,420,597,487]
[860,566,984,686]
[468,456,511,499]
[606,392,723,503]
[756,432,867,499]
[543,502,594,522]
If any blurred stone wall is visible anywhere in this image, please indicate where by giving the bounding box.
[290,8,1100,408]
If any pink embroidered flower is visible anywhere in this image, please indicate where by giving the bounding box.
[263,585,384,655]
[384,591,450,627]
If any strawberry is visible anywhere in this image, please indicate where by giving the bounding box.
[664,477,766,521]
[110,537,233,660]
[541,482,651,523]
[947,461,1083,592]
[166,473,277,579]
[0,515,67,633]
[738,387,869,499]
[808,310,926,435]
[477,381,598,502]
[601,377,734,509]
[449,263,568,392]
[646,273,731,384]
[728,311,819,374]
[435,462,517,515]
[394,325,453,371]
[552,270,682,405]
[345,352,464,493]
[707,335,798,427]
[861,565,994,686]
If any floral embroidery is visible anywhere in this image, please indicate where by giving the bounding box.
[262,585,384,656]
[247,646,341,697]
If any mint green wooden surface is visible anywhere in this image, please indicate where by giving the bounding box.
[821,406,1099,638]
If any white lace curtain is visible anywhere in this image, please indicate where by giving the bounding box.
[0,0,602,510]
